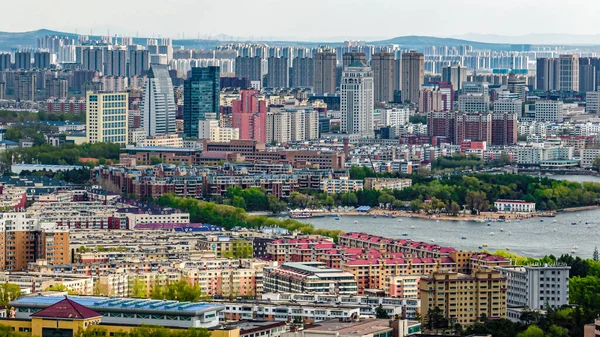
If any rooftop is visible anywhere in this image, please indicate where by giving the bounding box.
[305,319,392,336]
[31,298,101,320]
[12,295,224,316]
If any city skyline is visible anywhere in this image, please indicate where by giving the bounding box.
[5,0,600,43]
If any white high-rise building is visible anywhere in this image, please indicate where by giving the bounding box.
[496,265,570,311]
[304,110,319,140]
[534,100,563,122]
[86,91,129,145]
[266,112,290,144]
[340,62,374,137]
[380,108,410,127]
[141,65,176,137]
[288,110,306,142]
[493,99,522,115]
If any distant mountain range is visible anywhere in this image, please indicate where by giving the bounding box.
[2,29,600,52]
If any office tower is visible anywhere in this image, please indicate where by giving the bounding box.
[507,74,527,100]
[418,86,443,113]
[232,90,268,143]
[0,213,69,271]
[313,51,337,94]
[454,112,492,144]
[86,91,129,144]
[142,65,176,137]
[105,49,127,77]
[536,58,556,91]
[46,78,68,99]
[420,270,507,327]
[235,56,262,87]
[14,52,32,70]
[82,48,105,72]
[401,51,424,104]
[586,89,600,113]
[342,51,366,69]
[340,62,374,137]
[579,64,596,93]
[15,72,36,101]
[462,82,489,95]
[0,82,5,100]
[266,57,289,88]
[0,53,10,71]
[183,66,220,137]
[33,52,51,69]
[458,93,490,113]
[491,112,518,145]
[371,52,395,103]
[442,65,467,92]
[129,50,150,76]
[559,54,579,92]
[291,57,314,88]
[535,100,564,122]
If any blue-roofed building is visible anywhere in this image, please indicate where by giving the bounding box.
[10,294,225,329]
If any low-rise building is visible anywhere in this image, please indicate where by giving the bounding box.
[494,199,536,213]
[320,178,363,194]
[263,262,357,295]
[364,178,412,190]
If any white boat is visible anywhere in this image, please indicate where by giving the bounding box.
[410,225,416,229]
[571,250,576,254]
[436,220,440,223]
[489,232,495,236]
[500,228,505,232]
[508,231,512,235]
[430,238,435,242]
[553,220,558,223]
[354,221,358,224]
[397,219,403,222]
[573,245,579,249]
[553,228,558,232]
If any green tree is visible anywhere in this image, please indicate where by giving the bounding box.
[131,278,147,298]
[392,200,404,210]
[150,157,164,165]
[378,193,396,206]
[593,155,600,172]
[375,304,390,319]
[516,325,544,337]
[448,201,461,216]
[44,284,79,295]
[425,307,448,334]
[340,192,358,206]
[0,283,21,314]
[267,194,287,214]
[150,280,208,302]
[232,196,247,209]
[465,190,489,213]
[409,199,423,212]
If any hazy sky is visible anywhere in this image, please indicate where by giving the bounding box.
[5,0,600,41]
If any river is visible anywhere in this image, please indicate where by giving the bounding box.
[291,174,600,259]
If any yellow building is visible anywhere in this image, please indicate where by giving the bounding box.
[144,134,184,147]
[86,91,129,145]
[420,270,507,326]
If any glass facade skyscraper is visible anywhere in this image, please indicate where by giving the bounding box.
[183,66,220,138]
[142,65,176,137]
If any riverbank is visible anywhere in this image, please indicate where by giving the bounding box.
[327,209,541,222]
